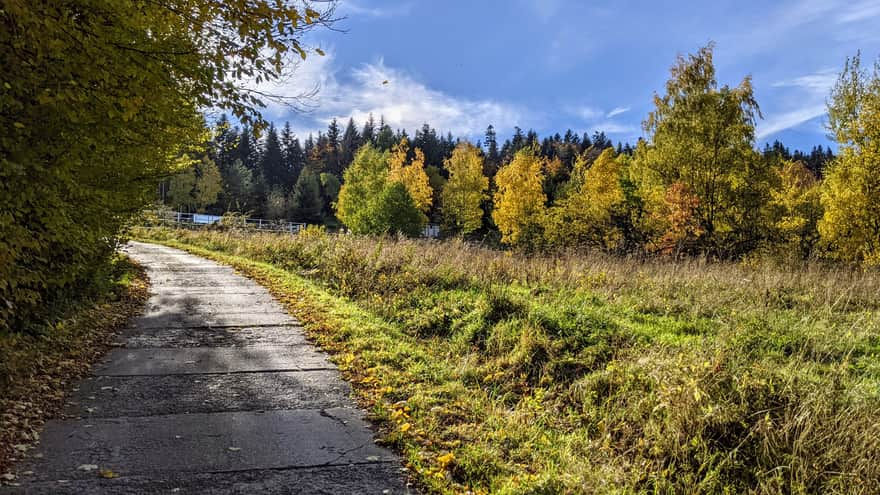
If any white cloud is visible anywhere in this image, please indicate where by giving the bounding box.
[253,51,528,139]
[518,0,566,23]
[340,1,413,19]
[835,0,880,24]
[606,106,630,118]
[572,106,604,121]
[758,68,836,138]
[565,104,640,139]
[757,105,827,139]
[771,69,837,92]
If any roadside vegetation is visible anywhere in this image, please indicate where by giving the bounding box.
[135,226,880,494]
[1,0,335,334]
[0,256,149,475]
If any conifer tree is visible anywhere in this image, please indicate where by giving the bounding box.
[484,125,500,176]
[325,118,343,176]
[236,125,260,171]
[222,159,255,212]
[281,127,305,191]
[375,118,396,151]
[289,168,324,224]
[260,124,287,190]
[319,173,342,221]
[340,118,361,172]
[362,114,376,145]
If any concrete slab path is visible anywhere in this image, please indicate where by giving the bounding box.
[2,242,410,494]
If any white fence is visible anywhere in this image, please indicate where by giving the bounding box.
[146,210,441,238]
[147,210,306,234]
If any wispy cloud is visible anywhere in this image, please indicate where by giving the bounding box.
[565,104,639,139]
[517,0,566,23]
[254,51,529,139]
[572,106,604,121]
[606,106,630,118]
[340,0,413,19]
[771,69,838,92]
[835,0,880,24]
[758,68,836,138]
[591,121,639,136]
[758,105,827,139]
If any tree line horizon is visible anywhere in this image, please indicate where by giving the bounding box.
[171,113,835,221]
[166,44,861,262]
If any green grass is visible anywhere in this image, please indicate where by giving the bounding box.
[134,226,880,494]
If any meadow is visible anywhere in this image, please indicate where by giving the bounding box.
[135,226,880,494]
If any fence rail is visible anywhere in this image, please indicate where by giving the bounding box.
[145,210,307,234]
[144,210,442,238]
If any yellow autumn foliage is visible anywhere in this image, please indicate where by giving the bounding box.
[492,148,546,247]
[544,148,627,250]
[819,53,880,264]
[441,142,488,235]
[389,137,433,213]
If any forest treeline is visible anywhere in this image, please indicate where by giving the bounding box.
[166,44,874,264]
[177,116,834,230]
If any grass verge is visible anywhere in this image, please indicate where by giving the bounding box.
[134,227,880,494]
[0,255,149,477]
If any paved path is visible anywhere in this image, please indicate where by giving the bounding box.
[2,242,410,494]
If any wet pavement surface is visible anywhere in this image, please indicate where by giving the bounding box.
[1,241,410,494]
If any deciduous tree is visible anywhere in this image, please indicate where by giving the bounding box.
[768,160,822,257]
[362,182,425,237]
[336,144,391,231]
[166,156,222,213]
[389,138,433,214]
[441,143,488,235]
[544,149,629,250]
[492,148,547,247]
[632,43,766,255]
[819,53,880,264]
[0,0,336,331]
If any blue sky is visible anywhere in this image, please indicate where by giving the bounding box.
[259,0,880,151]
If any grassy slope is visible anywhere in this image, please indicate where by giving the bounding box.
[0,256,149,476]
[135,227,880,494]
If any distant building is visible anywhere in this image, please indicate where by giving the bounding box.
[423,224,440,238]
